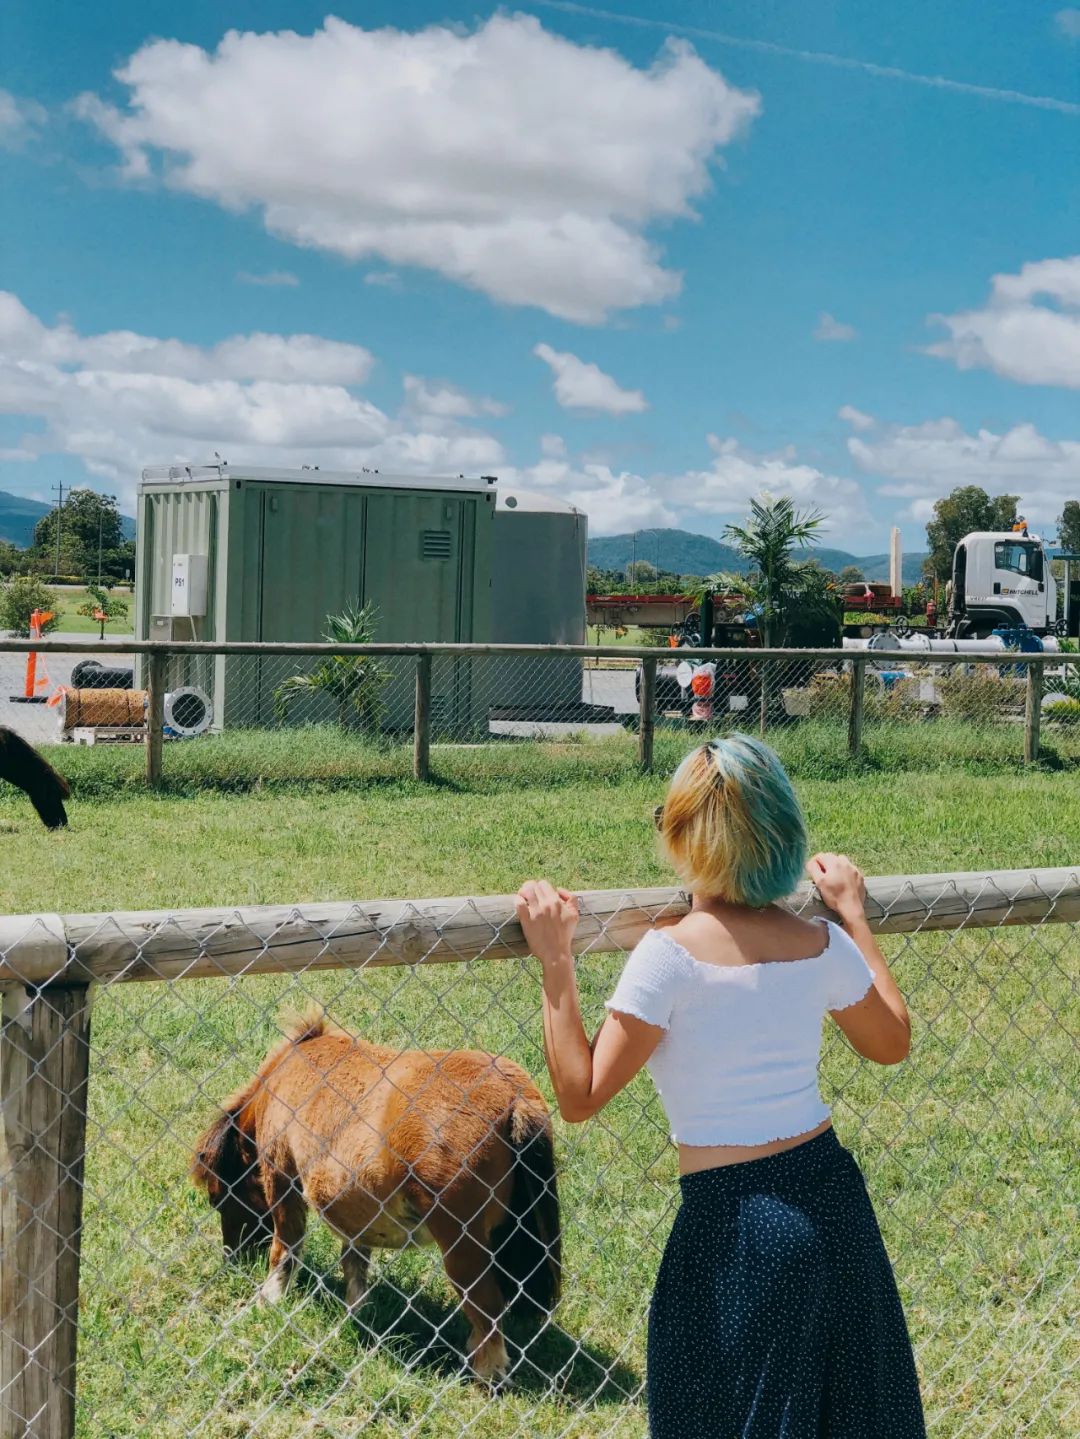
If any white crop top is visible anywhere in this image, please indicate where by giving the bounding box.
[606,922,875,1146]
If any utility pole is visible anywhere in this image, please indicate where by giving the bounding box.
[97,501,103,582]
[50,482,64,578]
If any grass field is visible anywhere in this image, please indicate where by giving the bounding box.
[1,730,1077,1436]
[33,585,135,635]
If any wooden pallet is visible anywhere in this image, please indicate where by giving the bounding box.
[68,726,148,747]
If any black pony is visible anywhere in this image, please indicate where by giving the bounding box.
[0,726,70,828]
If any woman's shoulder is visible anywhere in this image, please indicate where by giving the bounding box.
[657,907,829,966]
[631,923,698,968]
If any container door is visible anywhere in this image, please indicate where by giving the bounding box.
[363,493,475,732]
[255,485,365,724]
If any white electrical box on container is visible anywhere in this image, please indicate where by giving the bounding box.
[171,554,208,617]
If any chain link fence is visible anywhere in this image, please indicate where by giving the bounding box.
[2,641,1080,790]
[1,869,1077,1437]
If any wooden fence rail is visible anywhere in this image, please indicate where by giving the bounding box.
[1,865,1078,1438]
[0,637,1069,666]
[2,867,1077,991]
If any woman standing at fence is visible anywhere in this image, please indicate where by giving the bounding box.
[516,734,925,1437]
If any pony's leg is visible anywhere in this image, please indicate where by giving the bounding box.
[427,1214,509,1385]
[341,1242,371,1311]
[257,1169,307,1307]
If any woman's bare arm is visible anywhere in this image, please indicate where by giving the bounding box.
[517,880,664,1121]
[808,853,912,1065]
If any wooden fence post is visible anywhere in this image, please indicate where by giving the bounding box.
[1024,659,1043,765]
[145,651,166,788]
[413,653,432,782]
[848,657,867,757]
[638,657,656,773]
[1,983,92,1439]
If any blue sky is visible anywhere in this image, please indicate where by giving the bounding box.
[1,1,1079,552]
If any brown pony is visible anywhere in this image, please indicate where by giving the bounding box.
[192,1010,561,1384]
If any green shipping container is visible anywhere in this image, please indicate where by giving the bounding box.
[135,466,496,734]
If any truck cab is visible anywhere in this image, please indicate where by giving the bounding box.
[948,531,1059,638]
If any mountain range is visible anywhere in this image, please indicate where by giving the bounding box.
[0,489,136,547]
[588,528,928,587]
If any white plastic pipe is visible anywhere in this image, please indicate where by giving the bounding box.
[843,635,1006,655]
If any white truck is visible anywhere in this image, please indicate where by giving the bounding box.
[947,530,1065,639]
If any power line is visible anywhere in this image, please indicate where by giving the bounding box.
[531,1,1080,117]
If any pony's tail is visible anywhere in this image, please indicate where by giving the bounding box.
[492,1095,561,1321]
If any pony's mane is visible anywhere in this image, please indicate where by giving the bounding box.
[255,1006,348,1080]
[209,1007,348,1121]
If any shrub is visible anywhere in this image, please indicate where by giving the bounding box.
[797,671,850,720]
[937,670,1024,722]
[0,576,62,636]
[273,601,389,733]
[1043,698,1080,726]
[790,669,908,723]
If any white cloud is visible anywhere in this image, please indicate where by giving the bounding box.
[927,255,1080,388]
[402,375,507,420]
[237,270,299,287]
[847,415,1080,529]
[838,404,875,432]
[363,271,402,289]
[678,435,871,535]
[0,292,504,503]
[533,343,648,414]
[1055,9,1080,39]
[75,14,760,323]
[506,434,870,537]
[0,90,46,149]
[505,455,678,533]
[0,292,374,385]
[814,312,857,342]
[540,433,567,458]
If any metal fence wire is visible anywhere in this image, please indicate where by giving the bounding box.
[2,639,1080,783]
[1,869,1077,1438]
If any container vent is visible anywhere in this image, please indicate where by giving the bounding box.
[421,529,453,561]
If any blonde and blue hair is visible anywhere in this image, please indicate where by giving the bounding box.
[657,734,807,907]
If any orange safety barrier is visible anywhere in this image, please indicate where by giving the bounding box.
[13,609,53,704]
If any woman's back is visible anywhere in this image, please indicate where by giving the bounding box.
[606,909,874,1150]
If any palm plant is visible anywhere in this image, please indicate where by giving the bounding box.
[273,601,389,733]
[723,495,826,647]
[720,496,829,731]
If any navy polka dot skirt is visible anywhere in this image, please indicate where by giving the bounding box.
[647,1128,926,1437]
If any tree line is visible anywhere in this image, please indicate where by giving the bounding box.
[0,488,136,582]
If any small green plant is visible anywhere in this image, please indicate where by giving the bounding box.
[77,583,130,640]
[273,601,389,733]
[1043,698,1080,725]
[0,575,62,636]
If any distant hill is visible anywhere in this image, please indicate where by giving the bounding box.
[588,528,927,586]
[590,529,745,577]
[0,491,52,548]
[0,489,136,548]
